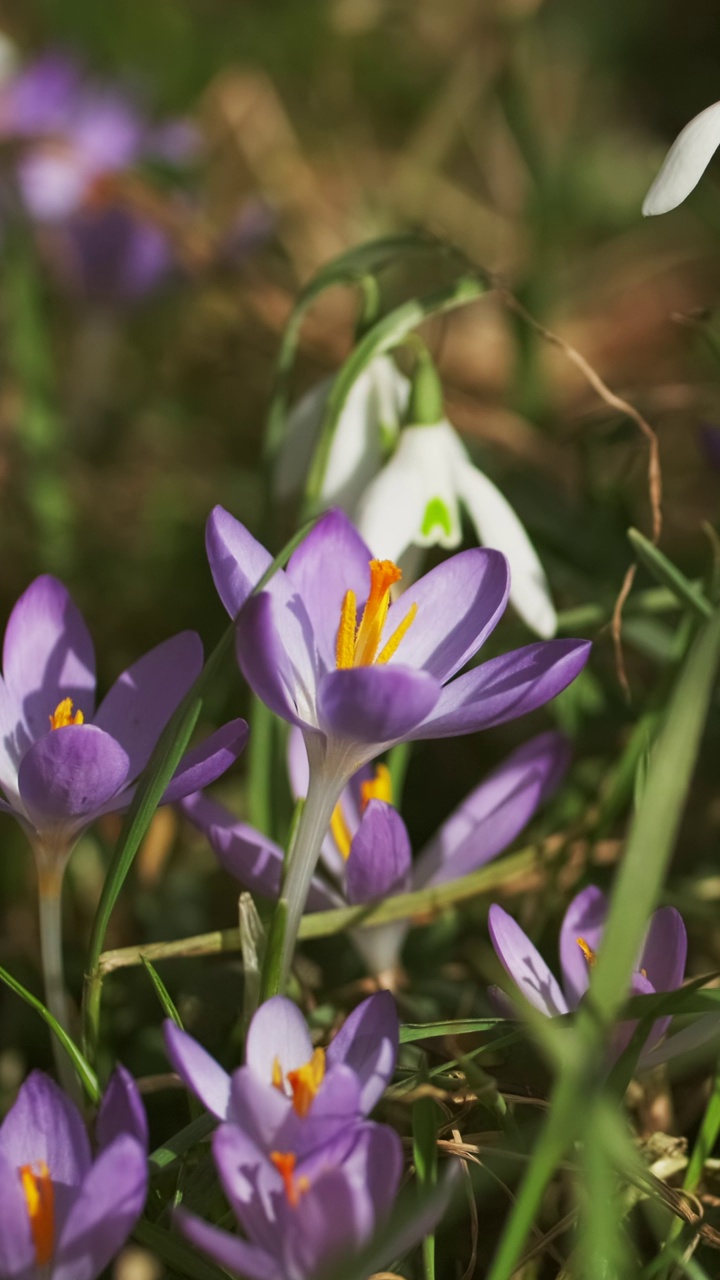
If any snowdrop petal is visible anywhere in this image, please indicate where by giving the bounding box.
[356,421,463,562]
[643,99,720,216]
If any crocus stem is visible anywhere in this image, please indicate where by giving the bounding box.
[37,869,80,1100]
[273,769,345,991]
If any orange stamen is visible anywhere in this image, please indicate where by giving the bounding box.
[360,763,393,811]
[330,802,353,860]
[270,1151,309,1208]
[20,1161,54,1265]
[335,559,415,671]
[286,1047,326,1117]
[48,697,84,731]
[335,590,357,670]
[376,602,418,665]
[576,937,597,969]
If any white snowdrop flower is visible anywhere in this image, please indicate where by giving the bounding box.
[274,353,409,509]
[643,99,720,216]
[356,416,557,638]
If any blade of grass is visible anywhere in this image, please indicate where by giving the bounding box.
[0,962,100,1103]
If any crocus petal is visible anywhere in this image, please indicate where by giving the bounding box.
[227,1067,294,1151]
[355,421,463,564]
[0,673,25,803]
[176,1208,278,1280]
[488,905,569,1017]
[337,1121,403,1239]
[205,505,273,618]
[611,970,656,1063]
[163,1022,232,1119]
[643,99,720,216]
[345,801,412,905]
[211,1123,282,1251]
[279,1067,363,1159]
[245,996,314,1083]
[639,1014,720,1071]
[351,921,409,975]
[180,792,338,911]
[379,547,510,683]
[455,460,557,638]
[0,1070,92,1186]
[96,1065,148,1151]
[3,575,96,739]
[411,640,592,740]
[18,725,129,832]
[559,886,608,1010]
[236,590,319,731]
[158,719,248,804]
[414,731,570,889]
[318,665,441,744]
[325,991,399,1112]
[93,632,203,781]
[286,510,373,671]
[0,1151,34,1273]
[53,1134,147,1280]
[284,1169,362,1278]
[640,907,687,993]
[287,725,310,799]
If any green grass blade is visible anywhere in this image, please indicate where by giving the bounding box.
[628,528,713,620]
[0,962,100,1103]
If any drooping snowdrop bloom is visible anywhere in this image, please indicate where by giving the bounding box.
[176,1118,448,1280]
[0,1066,148,1279]
[207,504,589,978]
[164,991,399,1156]
[183,728,570,975]
[643,99,720,215]
[488,886,687,1064]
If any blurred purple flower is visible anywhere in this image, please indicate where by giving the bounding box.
[488,886,687,1064]
[0,1066,147,1279]
[0,574,247,882]
[0,52,199,301]
[164,991,399,1155]
[697,422,720,472]
[183,728,571,973]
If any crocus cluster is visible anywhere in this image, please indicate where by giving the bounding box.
[166,992,452,1279]
[183,726,571,975]
[0,1066,147,1279]
[489,886,688,1065]
[276,353,558,637]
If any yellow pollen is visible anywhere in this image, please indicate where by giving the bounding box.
[48,698,84,731]
[20,1161,55,1266]
[576,936,597,969]
[272,1056,284,1092]
[270,1151,309,1208]
[335,559,415,670]
[360,763,393,812]
[286,1048,326,1118]
[330,802,353,861]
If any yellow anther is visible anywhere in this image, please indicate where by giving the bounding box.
[330,801,353,861]
[272,1056,284,1092]
[576,937,597,969]
[360,763,393,812]
[286,1047,326,1117]
[270,1151,309,1208]
[20,1161,54,1265]
[49,697,84,731]
[335,559,416,671]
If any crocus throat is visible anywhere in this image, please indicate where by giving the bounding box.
[576,937,597,969]
[272,1047,326,1117]
[336,559,417,669]
[49,697,84,730]
[270,1151,309,1208]
[331,763,394,861]
[20,1161,55,1265]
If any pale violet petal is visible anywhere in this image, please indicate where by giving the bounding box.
[643,99,720,216]
[454,454,557,638]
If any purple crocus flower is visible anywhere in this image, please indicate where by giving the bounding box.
[183,728,571,975]
[176,1119,413,1280]
[207,504,590,977]
[0,574,247,883]
[164,991,398,1157]
[488,885,687,1063]
[0,1065,147,1279]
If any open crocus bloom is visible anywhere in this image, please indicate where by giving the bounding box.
[488,886,687,1064]
[643,99,720,215]
[184,728,570,974]
[164,991,399,1157]
[176,1119,425,1280]
[0,575,247,883]
[355,417,557,638]
[0,1066,147,1280]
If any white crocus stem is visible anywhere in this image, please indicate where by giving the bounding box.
[278,761,347,985]
[643,99,720,216]
[275,355,409,510]
[35,855,81,1099]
